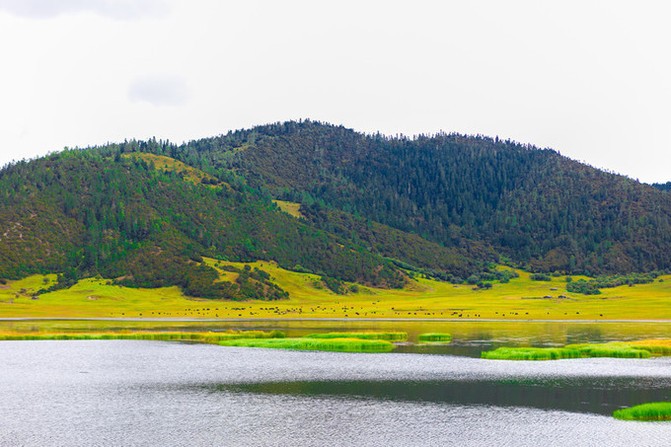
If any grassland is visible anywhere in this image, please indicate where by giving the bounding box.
[123,153,225,187]
[613,402,671,421]
[2,259,671,321]
[272,200,303,218]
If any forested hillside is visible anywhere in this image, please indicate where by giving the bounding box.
[164,120,671,275]
[0,149,406,297]
[653,182,671,192]
[2,120,670,300]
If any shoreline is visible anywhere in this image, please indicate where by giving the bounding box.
[2,317,671,324]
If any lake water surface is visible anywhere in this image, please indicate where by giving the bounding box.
[2,339,671,446]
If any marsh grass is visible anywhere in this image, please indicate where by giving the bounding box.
[0,330,285,344]
[218,337,395,353]
[305,331,408,341]
[565,342,651,359]
[613,402,671,421]
[482,342,652,360]
[628,339,671,356]
[481,347,581,360]
[417,332,452,343]
[0,328,394,352]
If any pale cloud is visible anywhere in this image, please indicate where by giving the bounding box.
[0,0,169,20]
[128,75,189,107]
[0,1,670,182]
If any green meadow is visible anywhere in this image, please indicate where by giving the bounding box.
[272,199,304,218]
[2,259,671,322]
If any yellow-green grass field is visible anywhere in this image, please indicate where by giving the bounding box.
[272,200,303,218]
[123,153,227,188]
[2,259,671,322]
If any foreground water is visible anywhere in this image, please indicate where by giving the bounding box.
[2,340,671,446]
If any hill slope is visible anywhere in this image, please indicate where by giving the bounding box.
[168,120,671,275]
[2,120,671,301]
[0,149,407,296]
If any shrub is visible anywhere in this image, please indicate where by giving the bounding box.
[530,273,552,281]
[566,279,601,295]
[321,275,348,294]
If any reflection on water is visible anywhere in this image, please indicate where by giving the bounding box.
[221,377,671,416]
[2,340,671,446]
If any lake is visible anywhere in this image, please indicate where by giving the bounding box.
[2,337,671,446]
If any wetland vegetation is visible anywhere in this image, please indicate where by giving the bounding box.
[0,329,285,344]
[305,331,408,341]
[613,402,671,421]
[481,340,671,360]
[217,337,396,353]
[0,328,404,353]
[418,332,453,343]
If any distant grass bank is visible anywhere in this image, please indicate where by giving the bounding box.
[613,402,671,421]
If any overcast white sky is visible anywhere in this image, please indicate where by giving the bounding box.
[0,0,669,183]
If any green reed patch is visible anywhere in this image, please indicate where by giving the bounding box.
[565,343,651,359]
[628,340,671,356]
[482,342,651,360]
[613,402,671,421]
[218,337,395,353]
[418,333,452,343]
[305,331,408,341]
[481,347,581,360]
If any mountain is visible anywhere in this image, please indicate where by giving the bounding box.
[169,120,671,275]
[2,120,671,298]
[0,150,407,298]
